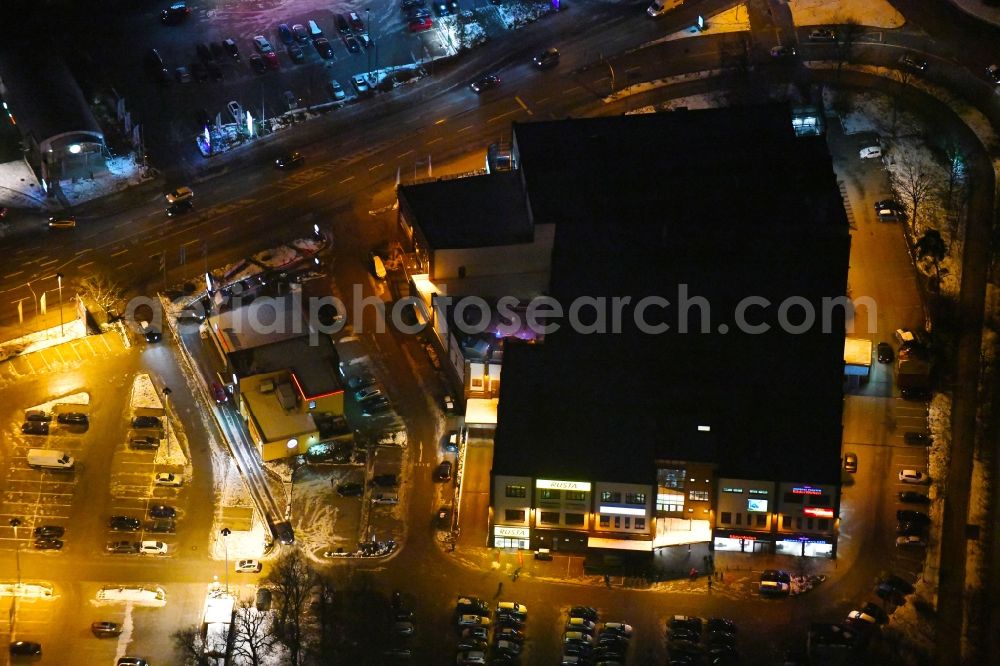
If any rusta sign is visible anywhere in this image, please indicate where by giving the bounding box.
[536,479,592,492]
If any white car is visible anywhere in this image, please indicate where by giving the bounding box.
[253,35,274,54]
[456,651,486,665]
[329,79,346,101]
[899,469,929,484]
[154,472,183,487]
[847,610,877,624]
[227,101,244,124]
[896,535,927,548]
[235,559,262,573]
[859,146,882,160]
[139,540,168,555]
[165,186,193,204]
[603,621,633,637]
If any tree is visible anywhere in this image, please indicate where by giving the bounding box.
[172,625,207,666]
[264,548,318,665]
[890,163,935,234]
[77,274,124,318]
[232,598,278,666]
[834,17,863,72]
[915,229,947,284]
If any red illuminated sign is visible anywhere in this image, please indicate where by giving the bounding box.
[804,507,834,518]
[792,486,823,495]
[728,534,757,541]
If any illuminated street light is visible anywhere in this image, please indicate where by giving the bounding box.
[221,527,232,594]
[9,517,21,635]
[68,144,81,154]
[56,273,64,336]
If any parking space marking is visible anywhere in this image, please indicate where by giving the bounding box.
[308,188,328,197]
[397,150,414,159]
[110,249,128,257]
[368,163,384,172]
[119,262,133,270]
[212,226,231,235]
[78,261,93,269]
[426,137,442,145]
[339,176,355,183]
[487,108,521,124]
[514,96,532,115]
[457,125,472,133]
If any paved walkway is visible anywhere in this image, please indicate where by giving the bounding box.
[948,0,1000,26]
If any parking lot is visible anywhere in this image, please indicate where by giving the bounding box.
[0,333,126,383]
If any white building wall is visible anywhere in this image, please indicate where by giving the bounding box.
[593,481,654,537]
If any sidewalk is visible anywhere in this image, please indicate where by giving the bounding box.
[947,0,1000,26]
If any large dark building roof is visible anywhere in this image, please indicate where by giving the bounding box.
[493,106,850,486]
[398,171,532,249]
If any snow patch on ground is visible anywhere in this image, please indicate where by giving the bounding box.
[129,373,163,411]
[495,0,554,30]
[60,154,154,207]
[209,450,268,561]
[26,391,90,413]
[656,5,750,44]
[788,0,905,29]
[253,245,299,270]
[0,318,87,361]
[0,160,46,209]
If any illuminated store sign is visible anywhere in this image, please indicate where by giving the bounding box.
[803,507,834,519]
[494,526,530,539]
[747,499,768,513]
[791,486,823,495]
[536,479,591,492]
[599,506,646,516]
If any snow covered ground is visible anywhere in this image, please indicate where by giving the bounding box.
[787,0,905,29]
[25,391,90,414]
[657,4,750,44]
[0,160,47,210]
[0,318,87,362]
[129,373,163,411]
[494,0,555,30]
[60,154,154,207]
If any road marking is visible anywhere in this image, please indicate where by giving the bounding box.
[369,163,384,171]
[435,118,447,125]
[563,86,583,94]
[119,262,133,270]
[487,108,521,123]
[514,96,533,115]
[116,220,131,228]
[537,96,550,104]
[38,258,58,267]
[182,238,200,247]
[110,249,128,257]
[339,176,355,183]
[308,188,328,197]
[397,150,414,159]
[212,226,231,235]
[427,137,442,145]
[76,248,91,255]
[458,125,472,133]
[3,271,23,279]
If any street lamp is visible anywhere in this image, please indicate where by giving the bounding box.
[221,527,232,594]
[9,517,21,635]
[162,387,172,459]
[366,7,372,81]
[56,272,64,336]
[25,282,38,318]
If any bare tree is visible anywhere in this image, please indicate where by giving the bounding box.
[264,548,318,665]
[232,598,278,666]
[77,274,125,317]
[891,163,935,234]
[172,625,208,666]
[834,17,863,72]
[888,68,916,134]
[916,229,947,287]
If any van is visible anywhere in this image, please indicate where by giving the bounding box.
[647,0,683,17]
[308,19,323,39]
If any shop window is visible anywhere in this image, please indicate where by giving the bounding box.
[817,518,830,531]
[564,512,585,526]
[505,485,526,498]
[720,512,731,524]
[657,492,684,512]
[601,491,621,503]
[634,518,646,530]
[796,517,803,529]
[808,494,831,505]
[783,493,804,503]
[504,510,525,522]
[755,513,767,527]
[540,489,561,501]
[735,513,742,526]
[539,511,560,525]
[782,515,792,529]
[806,518,814,530]
[658,468,685,489]
[566,491,586,502]
[688,490,709,501]
[614,516,621,529]
[599,515,610,528]
[625,492,646,505]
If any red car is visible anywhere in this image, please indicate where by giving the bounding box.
[264,51,279,69]
[409,16,432,31]
[211,382,228,403]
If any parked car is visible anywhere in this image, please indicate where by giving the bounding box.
[348,11,365,31]
[570,607,598,622]
[130,436,160,450]
[898,490,930,504]
[328,79,347,101]
[132,416,162,429]
[986,64,1000,84]
[899,55,928,71]
[351,73,370,94]
[901,386,932,401]
[288,43,305,63]
[160,1,190,24]
[106,540,139,554]
[249,53,266,73]
[91,621,123,638]
[758,570,791,596]
[533,47,560,69]
[904,431,931,445]
[899,469,930,484]
[896,535,927,547]
[314,38,333,58]
[705,618,735,634]
[770,45,796,57]
[48,216,76,229]
[139,540,168,555]
[9,641,42,656]
[211,382,228,403]
[236,558,262,573]
[356,386,383,402]
[33,537,63,550]
[456,596,489,615]
[223,38,240,59]
[497,601,527,618]
[859,146,882,159]
[361,396,391,415]
[457,614,490,627]
[148,505,176,519]
[347,373,376,390]
[278,23,294,45]
[843,452,858,473]
[470,73,501,93]
[146,519,175,533]
[25,410,52,422]
[33,525,64,538]
[109,516,141,531]
[877,342,894,363]
[139,320,162,341]
[434,460,453,481]
[345,36,361,53]
[808,28,836,41]
[292,24,309,42]
[335,13,351,33]
[409,16,433,31]
[897,509,930,525]
[875,199,904,220]
[21,421,49,435]
[371,473,398,488]
[336,482,364,497]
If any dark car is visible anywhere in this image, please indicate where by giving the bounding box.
[361,396,391,415]
[133,416,162,429]
[117,659,150,666]
[335,13,351,34]
[371,473,398,488]
[434,460,453,481]
[348,11,365,31]
[130,436,160,450]
[669,615,703,633]
[670,628,700,642]
[899,490,930,504]
[769,45,797,57]
[900,55,928,72]
[167,200,193,218]
[401,0,426,9]
[25,410,51,422]
[292,24,309,42]
[278,23,294,45]
[210,41,226,59]
[139,320,162,342]
[33,525,64,538]
[808,28,837,41]
[314,37,333,59]
[21,421,49,435]
[904,431,931,445]
[196,43,213,62]
[288,43,305,63]
[275,152,305,169]
[569,606,598,622]
[877,342,893,363]
[470,73,500,93]
[533,47,560,69]
[109,515,142,532]
[456,596,489,615]
[160,1,190,24]
[223,38,240,59]
[146,519,176,533]
[91,621,123,638]
[57,412,88,425]
[211,382,228,403]
[706,618,736,634]
[345,36,361,53]
[149,505,177,519]
[897,509,930,525]
[33,537,63,550]
[901,387,931,401]
[107,540,140,554]
[876,575,914,603]
[861,602,889,624]
[336,482,364,497]
[989,64,1000,84]
[249,53,266,74]
[274,521,295,544]
[9,641,42,656]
